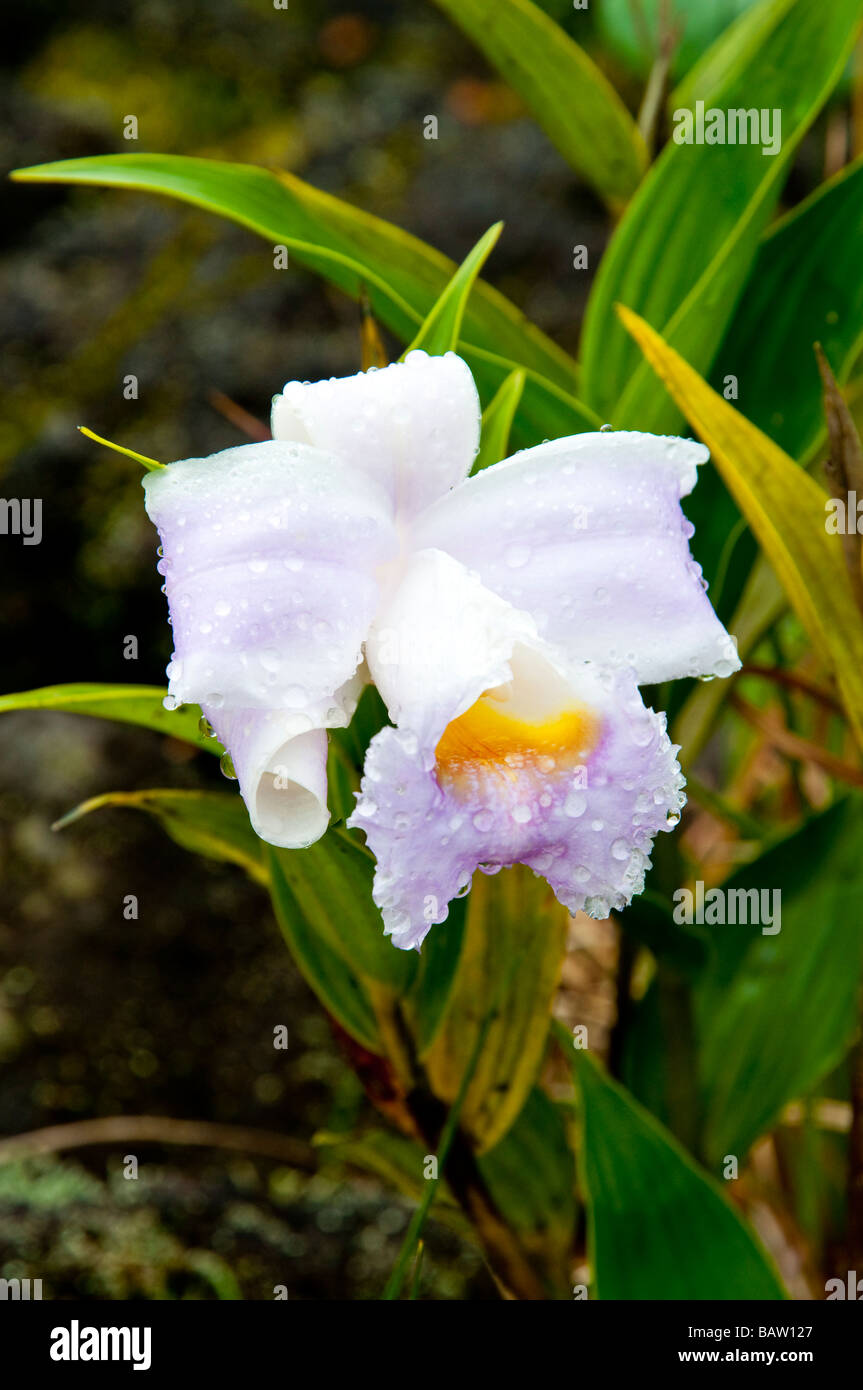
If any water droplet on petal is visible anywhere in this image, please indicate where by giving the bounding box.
[564,789,587,818]
[220,751,237,780]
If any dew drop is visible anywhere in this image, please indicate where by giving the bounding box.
[564,789,587,818]
[220,751,238,780]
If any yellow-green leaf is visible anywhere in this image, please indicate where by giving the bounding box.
[423,865,568,1153]
[54,788,266,885]
[0,683,220,754]
[619,305,863,752]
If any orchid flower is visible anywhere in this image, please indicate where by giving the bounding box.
[144,351,739,950]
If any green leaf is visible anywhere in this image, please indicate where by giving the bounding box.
[268,834,416,995]
[600,0,762,83]
[715,113,863,464]
[672,557,784,763]
[670,0,798,113]
[572,1049,786,1299]
[405,222,503,356]
[472,369,525,473]
[54,787,266,885]
[619,306,863,753]
[696,799,863,1163]
[431,0,646,206]
[266,844,385,1054]
[688,156,863,618]
[581,0,863,429]
[403,899,467,1056]
[477,1087,576,1290]
[0,683,220,755]
[620,892,710,978]
[10,154,594,446]
[424,866,568,1152]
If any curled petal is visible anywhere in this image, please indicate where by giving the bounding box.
[412,431,740,685]
[143,440,397,711]
[206,672,364,849]
[271,351,480,518]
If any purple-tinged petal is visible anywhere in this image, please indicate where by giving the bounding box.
[350,662,684,950]
[411,430,740,685]
[205,673,363,849]
[350,552,684,948]
[143,440,397,711]
[271,351,480,519]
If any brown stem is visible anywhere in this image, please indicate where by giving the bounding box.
[742,664,843,716]
[0,1115,315,1168]
[731,694,863,788]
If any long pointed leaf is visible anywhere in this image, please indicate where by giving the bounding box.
[10,154,592,446]
[619,306,863,753]
[405,222,503,356]
[0,683,219,754]
[430,0,647,205]
[696,799,863,1164]
[582,0,863,429]
[572,1050,786,1299]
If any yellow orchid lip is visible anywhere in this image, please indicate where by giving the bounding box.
[435,687,599,790]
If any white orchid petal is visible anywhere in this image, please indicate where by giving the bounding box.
[412,430,740,685]
[208,705,330,849]
[365,548,538,747]
[271,351,480,518]
[144,440,397,711]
